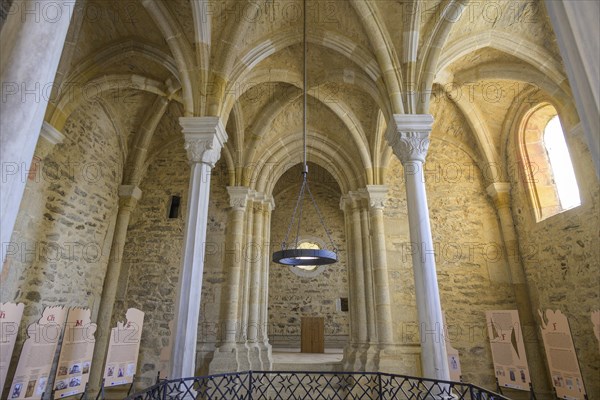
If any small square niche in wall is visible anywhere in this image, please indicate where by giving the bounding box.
[336,297,349,312]
[168,195,181,219]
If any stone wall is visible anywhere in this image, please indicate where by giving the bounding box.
[268,164,349,349]
[507,123,600,398]
[0,103,122,395]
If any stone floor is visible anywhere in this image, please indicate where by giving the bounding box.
[271,348,344,371]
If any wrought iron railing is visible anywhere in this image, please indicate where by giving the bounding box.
[125,371,512,400]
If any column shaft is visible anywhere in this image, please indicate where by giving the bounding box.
[248,203,264,344]
[350,202,368,344]
[241,203,254,339]
[89,186,141,390]
[221,187,249,345]
[359,205,377,343]
[386,114,449,380]
[1,0,75,268]
[170,117,227,378]
[171,162,213,377]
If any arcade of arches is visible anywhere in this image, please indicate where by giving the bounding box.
[1,1,599,398]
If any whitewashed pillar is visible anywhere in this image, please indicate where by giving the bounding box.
[386,114,449,380]
[170,117,227,378]
[1,0,76,269]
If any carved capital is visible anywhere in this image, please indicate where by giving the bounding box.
[386,114,433,164]
[180,117,228,166]
[227,186,250,211]
[339,193,352,212]
[486,182,511,209]
[365,185,388,210]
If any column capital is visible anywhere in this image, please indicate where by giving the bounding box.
[180,117,228,166]
[365,185,388,210]
[227,186,251,211]
[486,182,512,209]
[41,121,65,146]
[262,195,275,212]
[385,114,433,164]
[339,193,353,212]
[118,185,143,201]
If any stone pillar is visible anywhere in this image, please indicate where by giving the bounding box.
[339,195,358,368]
[350,195,368,347]
[386,114,450,380]
[258,196,274,369]
[241,198,254,339]
[1,0,75,269]
[358,197,377,344]
[247,200,264,367]
[170,117,227,379]
[89,185,142,391]
[487,182,551,393]
[365,186,394,347]
[209,187,249,373]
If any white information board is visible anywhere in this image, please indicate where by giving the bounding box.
[103,308,144,387]
[539,309,587,400]
[485,310,531,391]
[9,306,67,399]
[54,308,97,398]
[0,302,25,394]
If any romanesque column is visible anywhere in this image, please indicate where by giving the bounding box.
[350,194,368,350]
[487,182,550,392]
[359,201,377,344]
[365,186,394,346]
[209,186,250,373]
[386,114,450,380]
[89,185,142,390]
[170,117,227,378]
[221,187,250,345]
[258,196,274,369]
[339,195,358,368]
[1,0,75,269]
[247,200,264,367]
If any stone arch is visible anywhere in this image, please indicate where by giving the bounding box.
[213,28,384,116]
[350,0,404,114]
[140,0,196,115]
[49,75,170,131]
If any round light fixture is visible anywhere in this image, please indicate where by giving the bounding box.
[271,0,338,267]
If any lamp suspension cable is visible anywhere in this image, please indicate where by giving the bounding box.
[272,0,338,266]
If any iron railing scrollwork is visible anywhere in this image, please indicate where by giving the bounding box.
[125,371,512,400]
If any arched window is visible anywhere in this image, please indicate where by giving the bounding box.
[520,104,581,221]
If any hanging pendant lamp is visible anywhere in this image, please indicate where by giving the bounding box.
[272,0,338,267]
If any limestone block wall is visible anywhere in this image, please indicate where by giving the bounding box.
[384,112,517,386]
[0,103,122,393]
[116,139,229,385]
[268,165,349,349]
[507,126,600,398]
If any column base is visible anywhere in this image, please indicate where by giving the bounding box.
[342,343,369,371]
[377,344,422,376]
[246,342,262,370]
[365,344,380,372]
[258,340,273,370]
[208,343,251,374]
